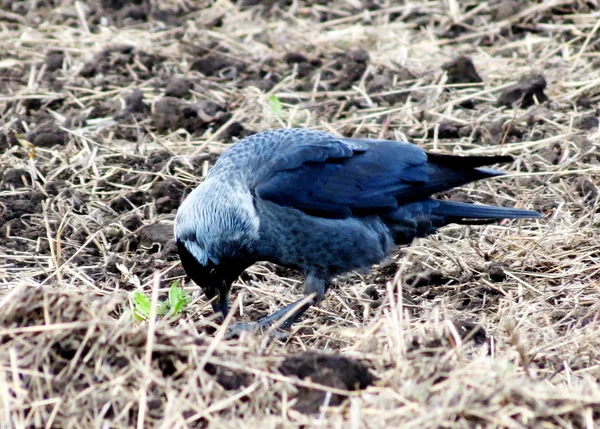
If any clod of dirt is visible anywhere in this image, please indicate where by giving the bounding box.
[79,61,97,77]
[406,269,450,288]
[538,141,563,165]
[118,4,149,23]
[122,214,143,231]
[497,74,548,108]
[576,98,593,109]
[205,363,252,390]
[153,97,230,134]
[486,262,508,282]
[442,56,483,86]
[439,22,472,39]
[576,177,598,205]
[491,0,522,20]
[190,45,246,78]
[63,111,87,128]
[347,48,369,64]
[44,180,67,197]
[332,49,369,90]
[279,352,375,414]
[0,131,18,152]
[0,192,45,222]
[104,224,124,245]
[137,223,173,252]
[427,122,462,139]
[2,169,32,188]
[220,122,254,141]
[406,267,454,301]
[88,99,121,119]
[476,118,526,145]
[8,200,37,219]
[164,78,192,98]
[284,51,321,79]
[80,45,160,80]
[146,151,172,172]
[152,97,197,131]
[160,239,179,260]
[407,336,445,356]
[151,179,185,214]
[575,114,599,130]
[45,51,64,72]
[26,121,68,147]
[367,66,416,105]
[110,191,148,213]
[80,45,134,77]
[448,320,488,345]
[526,106,554,126]
[284,52,309,64]
[101,0,135,10]
[123,88,147,114]
[153,97,206,132]
[363,285,381,301]
[190,54,227,76]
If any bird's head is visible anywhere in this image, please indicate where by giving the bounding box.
[174,180,258,317]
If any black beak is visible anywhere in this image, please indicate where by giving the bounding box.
[210,280,230,318]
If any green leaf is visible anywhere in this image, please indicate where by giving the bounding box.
[133,291,169,320]
[131,282,189,322]
[268,95,282,115]
[132,291,151,321]
[168,281,189,315]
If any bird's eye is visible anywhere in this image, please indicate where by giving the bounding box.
[210,268,217,277]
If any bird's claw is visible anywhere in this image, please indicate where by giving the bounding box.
[224,321,290,340]
[224,321,260,339]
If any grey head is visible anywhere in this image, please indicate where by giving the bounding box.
[174,176,259,316]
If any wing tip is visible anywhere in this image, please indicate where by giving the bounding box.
[427,153,515,169]
[434,200,541,220]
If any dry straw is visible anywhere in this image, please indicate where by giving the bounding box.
[1,0,600,427]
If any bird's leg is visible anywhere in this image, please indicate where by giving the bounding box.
[225,275,327,337]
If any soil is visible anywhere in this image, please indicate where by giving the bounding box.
[1,1,600,427]
[279,352,375,414]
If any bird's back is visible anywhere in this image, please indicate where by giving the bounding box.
[207,129,360,187]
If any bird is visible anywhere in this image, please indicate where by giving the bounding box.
[174,128,539,333]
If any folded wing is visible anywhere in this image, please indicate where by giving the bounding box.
[256,136,536,219]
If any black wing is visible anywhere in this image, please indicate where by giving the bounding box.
[256,136,513,219]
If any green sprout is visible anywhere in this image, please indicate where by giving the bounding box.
[268,94,283,116]
[132,281,190,321]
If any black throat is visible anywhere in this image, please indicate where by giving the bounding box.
[176,239,255,297]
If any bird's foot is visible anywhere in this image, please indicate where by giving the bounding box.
[225,321,260,338]
[223,296,316,339]
[224,320,289,340]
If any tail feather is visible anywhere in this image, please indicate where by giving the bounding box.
[419,153,511,201]
[426,153,514,169]
[433,200,540,220]
[418,165,508,200]
[474,167,507,178]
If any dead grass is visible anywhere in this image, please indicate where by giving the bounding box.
[1,0,600,427]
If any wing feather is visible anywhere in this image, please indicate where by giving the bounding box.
[256,136,512,219]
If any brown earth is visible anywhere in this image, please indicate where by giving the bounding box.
[1,0,600,427]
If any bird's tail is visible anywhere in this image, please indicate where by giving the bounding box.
[432,200,540,222]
